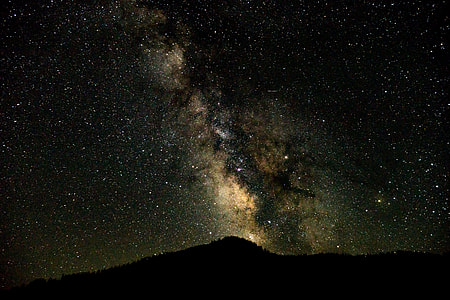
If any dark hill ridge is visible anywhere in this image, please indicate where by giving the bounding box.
[6,236,448,293]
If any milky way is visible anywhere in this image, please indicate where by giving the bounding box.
[1,0,448,288]
[129,5,342,252]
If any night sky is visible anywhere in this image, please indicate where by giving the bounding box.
[1,0,448,288]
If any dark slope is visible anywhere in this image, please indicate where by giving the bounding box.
[7,236,448,294]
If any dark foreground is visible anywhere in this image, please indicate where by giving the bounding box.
[5,237,448,294]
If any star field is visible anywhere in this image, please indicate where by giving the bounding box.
[1,0,448,288]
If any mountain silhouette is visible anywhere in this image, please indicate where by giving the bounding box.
[5,236,447,294]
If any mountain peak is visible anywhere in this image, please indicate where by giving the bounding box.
[158,236,271,260]
[208,235,261,248]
